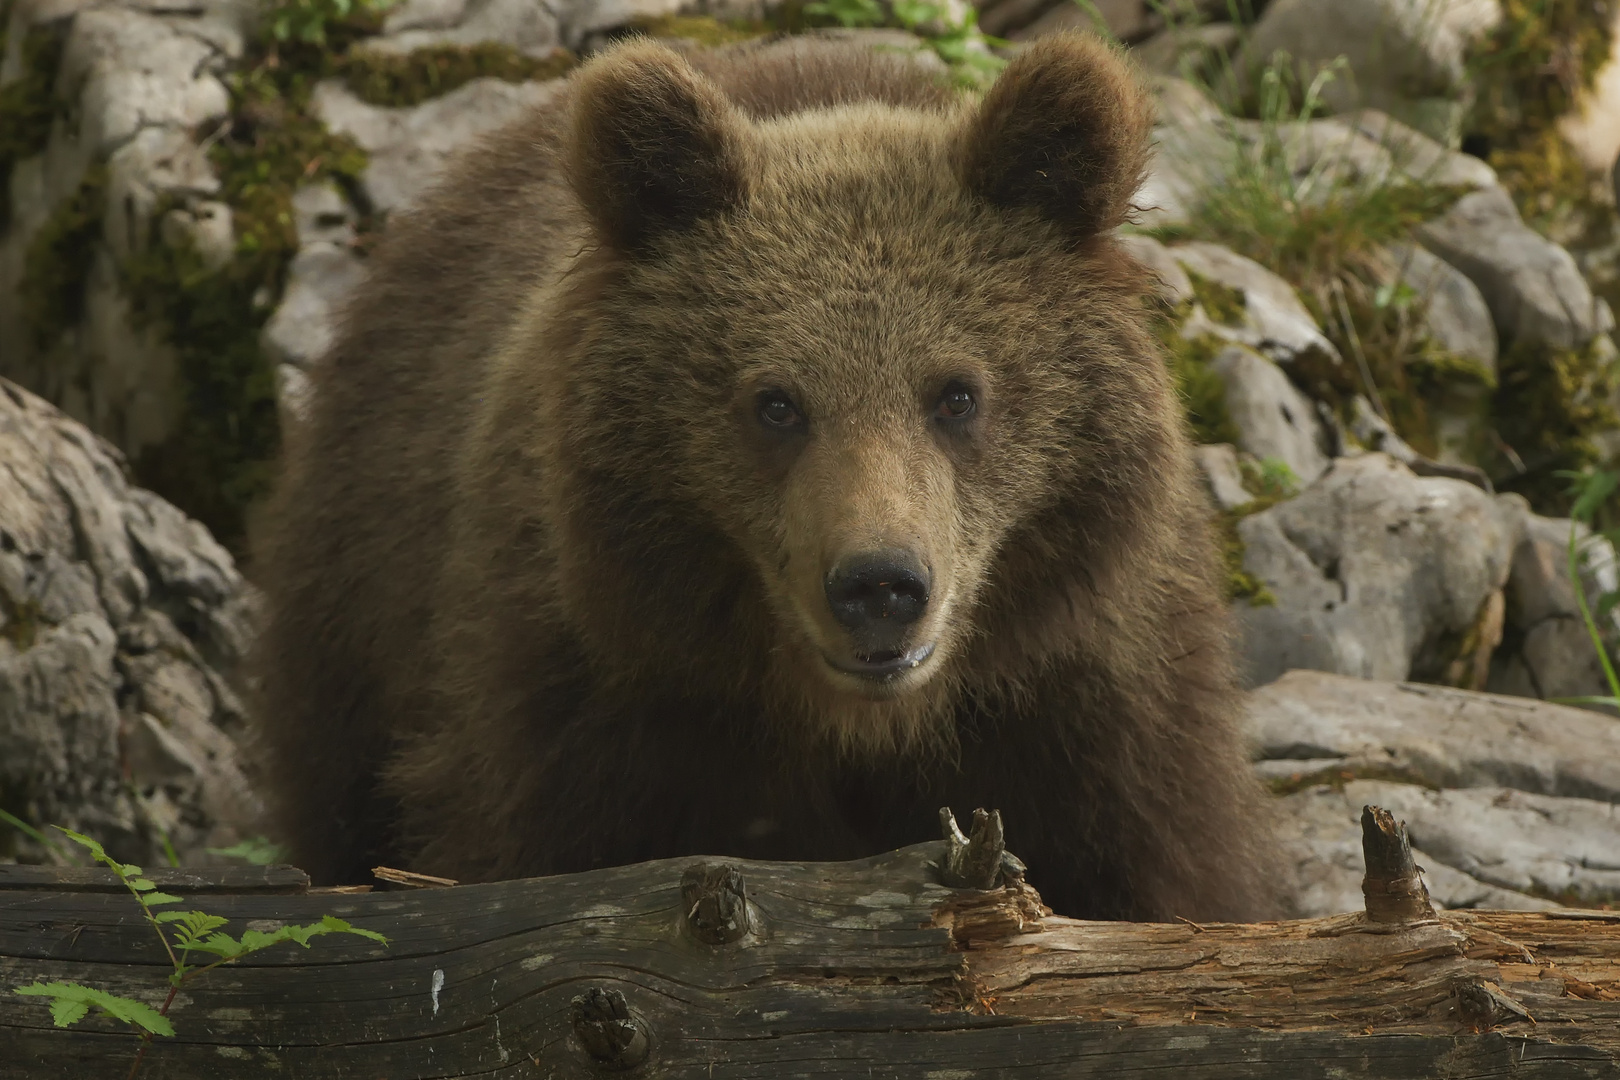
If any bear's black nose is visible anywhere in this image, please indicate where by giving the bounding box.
[825,551,931,634]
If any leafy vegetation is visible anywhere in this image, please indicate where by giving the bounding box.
[800,0,1006,83]
[10,827,385,1079]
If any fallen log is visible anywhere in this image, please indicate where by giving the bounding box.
[3,807,1619,1078]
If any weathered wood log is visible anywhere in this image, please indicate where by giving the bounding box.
[4,806,1620,1078]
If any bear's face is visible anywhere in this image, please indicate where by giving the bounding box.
[554,35,1160,734]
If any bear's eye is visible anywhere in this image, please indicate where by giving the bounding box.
[935,385,976,421]
[757,391,804,430]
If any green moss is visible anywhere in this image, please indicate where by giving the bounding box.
[116,33,372,551]
[1466,0,1615,230]
[338,43,577,108]
[630,14,770,47]
[1265,762,1442,797]
[0,20,68,230]
[1154,316,1242,445]
[1489,336,1620,515]
[1185,267,1247,327]
[0,594,43,650]
[18,166,105,353]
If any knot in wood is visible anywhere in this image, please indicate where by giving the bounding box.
[570,987,649,1070]
[939,807,1023,891]
[680,863,751,944]
[1359,805,1435,924]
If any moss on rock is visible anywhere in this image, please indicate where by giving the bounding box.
[1490,335,1620,514]
[115,32,373,551]
[17,166,105,352]
[339,42,576,107]
[0,19,68,230]
[630,14,771,47]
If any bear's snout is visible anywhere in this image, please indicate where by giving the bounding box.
[823,549,933,674]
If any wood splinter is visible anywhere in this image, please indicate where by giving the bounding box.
[1360,804,1436,924]
[939,807,1025,891]
[570,987,650,1070]
[680,862,752,944]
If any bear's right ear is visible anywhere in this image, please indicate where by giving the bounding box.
[565,41,749,252]
[955,32,1153,238]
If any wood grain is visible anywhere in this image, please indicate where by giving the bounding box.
[4,842,1620,1078]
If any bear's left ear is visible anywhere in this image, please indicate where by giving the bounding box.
[955,32,1153,238]
[564,39,750,253]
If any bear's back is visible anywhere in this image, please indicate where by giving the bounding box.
[250,39,959,883]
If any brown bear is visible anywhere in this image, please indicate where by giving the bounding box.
[251,30,1274,920]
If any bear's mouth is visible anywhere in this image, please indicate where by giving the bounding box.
[825,642,936,681]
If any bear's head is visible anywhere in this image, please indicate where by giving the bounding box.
[532,33,1176,750]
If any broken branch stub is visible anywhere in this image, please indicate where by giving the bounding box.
[939,807,1024,890]
[680,862,752,944]
[1360,804,1436,923]
[570,987,650,1070]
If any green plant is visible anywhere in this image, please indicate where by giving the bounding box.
[1152,54,1473,456]
[1550,468,1620,711]
[12,828,386,1079]
[801,0,1006,81]
[208,836,291,865]
[267,0,395,46]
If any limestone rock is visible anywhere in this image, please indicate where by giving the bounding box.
[1418,186,1606,351]
[1169,241,1343,369]
[0,379,261,867]
[1247,669,1620,800]
[313,76,568,216]
[1488,506,1620,709]
[1557,6,1620,178]
[1234,454,1515,687]
[362,0,562,58]
[1207,344,1331,486]
[1192,443,1253,512]
[1236,0,1502,141]
[1349,110,1500,191]
[1384,242,1498,374]
[262,243,367,370]
[1270,782,1558,916]
[1118,233,1192,307]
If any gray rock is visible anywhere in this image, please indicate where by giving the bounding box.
[1118,233,1192,306]
[361,0,561,58]
[1133,23,1241,79]
[0,379,261,866]
[1192,443,1253,512]
[262,243,367,369]
[1169,241,1343,370]
[313,76,568,216]
[1248,668,1620,801]
[1234,453,1516,686]
[1418,186,1606,351]
[1207,344,1331,485]
[1135,80,1234,230]
[1236,0,1501,142]
[1011,0,1153,43]
[559,0,684,49]
[103,128,221,264]
[1384,242,1498,374]
[1350,110,1500,191]
[291,182,357,249]
[1269,782,1558,916]
[59,6,230,157]
[1488,506,1620,708]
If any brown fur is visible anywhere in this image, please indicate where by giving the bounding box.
[251,32,1275,920]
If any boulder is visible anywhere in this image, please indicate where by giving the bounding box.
[1383,241,1498,374]
[1168,241,1342,369]
[1248,669,1620,800]
[361,0,562,57]
[1556,6,1620,178]
[1236,0,1502,142]
[1417,186,1608,351]
[1192,442,1253,512]
[313,76,568,216]
[1234,453,1515,687]
[0,379,261,867]
[1207,344,1331,485]
[1118,233,1192,307]
[1488,506,1620,709]
[1249,670,1620,915]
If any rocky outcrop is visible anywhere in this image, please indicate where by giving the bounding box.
[1233,453,1515,688]
[0,378,260,866]
[1252,671,1620,915]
